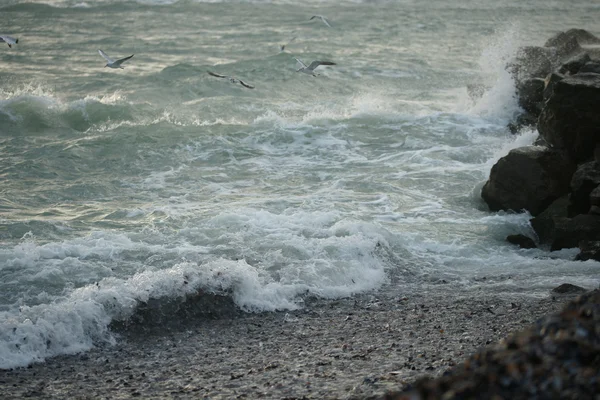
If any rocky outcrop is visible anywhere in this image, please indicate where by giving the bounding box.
[482,29,600,259]
[481,146,574,216]
[537,74,600,164]
[507,29,600,133]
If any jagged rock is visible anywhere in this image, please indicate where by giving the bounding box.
[507,113,538,134]
[551,283,587,293]
[530,195,570,244]
[558,52,591,75]
[508,46,555,83]
[506,234,537,249]
[590,186,600,208]
[550,214,600,251]
[481,147,575,216]
[569,161,600,216]
[544,29,600,47]
[537,73,600,164]
[516,78,545,115]
[576,241,600,261]
[543,72,564,101]
[580,61,600,74]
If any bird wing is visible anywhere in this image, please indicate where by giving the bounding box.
[307,61,336,71]
[208,71,228,78]
[0,36,17,45]
[98,49,114,63]
[239,80,254,89]
[294,57,307,69]
[115,54,134,65]
[320,17,332,27]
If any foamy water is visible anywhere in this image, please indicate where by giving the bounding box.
[0,0,599,369]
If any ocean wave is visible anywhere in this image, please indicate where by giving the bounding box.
[0,87,137,133]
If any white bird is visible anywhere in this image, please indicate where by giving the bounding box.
[208,71,254,89]
[0,35,18,48]
[309,15,332,28]
[294,58,336,76]
[98,49,134,69]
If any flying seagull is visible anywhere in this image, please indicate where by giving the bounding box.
[98,49,134,69]
[294,58,336,76]
[280,36,296,53]
[208,71,254,89]
[309,15,332,28]
[0,35,18,48]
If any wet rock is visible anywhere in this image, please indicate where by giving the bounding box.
[550,214,600,251]
[575,240,600,262]
[506,234,536,249]
[516,78,545,116]
[481,146,575,216]
[551,283,587,294]
[538,73,600,164]
[579,61,600,74]
[530,195,569,245]
[544,28,600,48]
[508,46,555,83]
[568,161,600,217]
[543,72,564,101]
[558,52,591,75]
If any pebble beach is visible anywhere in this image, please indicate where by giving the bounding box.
[0,291,571,399]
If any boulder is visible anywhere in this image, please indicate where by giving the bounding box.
[544,29,600,48]
[569,161,600,216]
[590,186,600,208]
[550,214,600,251]
[558,52,591,75]
[543,72,565,101]
[516,78,545,116]
[579,61,600,74]
[508,46,555,83]
[481,146,575,216]
[576,240,600,261]
[507,113,538,134]
[530,195,570,244]
[506,234,537,249]
[551,283,587,293]
[537,73,600,164]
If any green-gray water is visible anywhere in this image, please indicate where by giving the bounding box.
[0,0,598,368]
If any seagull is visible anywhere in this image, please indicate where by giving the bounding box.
[280,36,296,53]
[309,15,332,28]
[98,49,134,69]
[0,35,18,48]
[294,58,336,76]
[208,71,254,89]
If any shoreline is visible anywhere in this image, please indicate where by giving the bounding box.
[1,292,569,399]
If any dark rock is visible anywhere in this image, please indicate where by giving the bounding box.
[552,36,583,59]
[576,240,600,261]
[537,73,600,164]
[579,61,600,74]
[506,234,536,249]
[481,147,575,216]
[543,72,564,101]
[589,186,600,208]
[507,113,538,134]
[550,214,600,251]
[508,46,555,83]
[530,195,570,244]
[516,78,545,115]
[551,283,587,294]
[544,29,600,47]
[568,161,600,216]
[558,52,591,75]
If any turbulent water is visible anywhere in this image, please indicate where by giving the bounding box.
[1,0,599,369]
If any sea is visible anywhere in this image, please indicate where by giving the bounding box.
[1,0,599,370]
